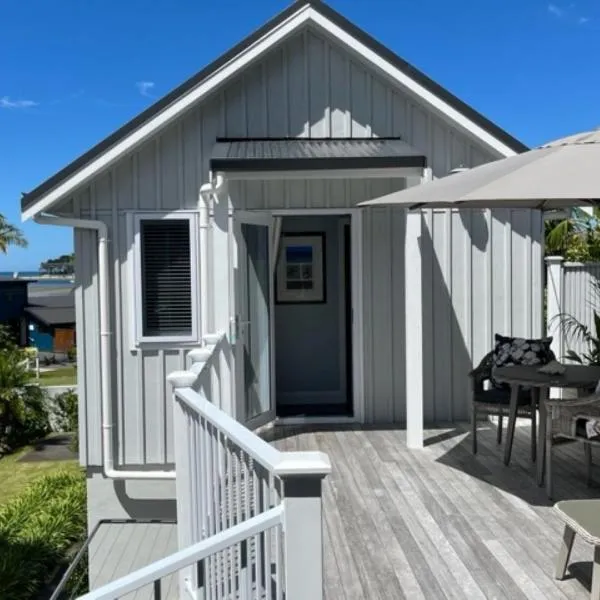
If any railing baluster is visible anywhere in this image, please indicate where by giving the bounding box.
[242,452,253,597]
[263,472,273,600]
[153,578,161,600]
[226,437,234,598]
[205,421,214,600]
[273,475,283,600]
[253,467,263,600]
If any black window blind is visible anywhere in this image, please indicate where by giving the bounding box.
[140,219,193,337]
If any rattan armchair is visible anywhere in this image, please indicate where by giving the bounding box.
[545,395,600,497]
[469,350,538,458]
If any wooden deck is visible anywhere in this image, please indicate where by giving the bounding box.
[89,421,599,599]
[269,421,599,600]
[89,521,178,599]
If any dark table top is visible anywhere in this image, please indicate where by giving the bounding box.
[493,364,600,389]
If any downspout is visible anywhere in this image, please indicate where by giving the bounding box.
[199,173,226,337]
[34,214,174,480]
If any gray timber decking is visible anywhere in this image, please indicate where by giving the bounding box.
[268,421,599,600]
[88,521,178,599]
[89,422,598,599]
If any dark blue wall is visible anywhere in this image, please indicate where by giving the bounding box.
[0,281,28,322]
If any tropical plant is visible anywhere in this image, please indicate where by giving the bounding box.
[0,213,27,254]
[555,280,600,366]
[0,324,17,352]
[0,470,86,600]
[0,348,50,452]
[545,207,600,262]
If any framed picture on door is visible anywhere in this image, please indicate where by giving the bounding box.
[276,232,326,304]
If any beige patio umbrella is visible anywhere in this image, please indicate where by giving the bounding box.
[362,128,600,451]
[360,129,600,210]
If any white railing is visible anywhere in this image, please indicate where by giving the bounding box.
[79,331,331,600]
[76,507,284,600]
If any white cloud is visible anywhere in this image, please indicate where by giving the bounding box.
[0,96,38,109]
[579,16,590,24]
[548,3,564,17]
[135,81,155,98]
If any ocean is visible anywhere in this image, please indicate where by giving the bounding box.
[0,271,74,288]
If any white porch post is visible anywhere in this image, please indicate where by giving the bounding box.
[546,256,565,398]
[275,452,331,600]
[405,168,431,449]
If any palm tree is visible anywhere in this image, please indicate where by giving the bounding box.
[0,213,27,254]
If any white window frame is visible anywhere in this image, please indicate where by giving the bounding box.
[129,211,199,346]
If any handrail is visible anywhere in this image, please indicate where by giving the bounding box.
[175,386,282,471]
[76,506,284,600]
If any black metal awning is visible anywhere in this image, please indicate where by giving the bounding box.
[210,137,426,172]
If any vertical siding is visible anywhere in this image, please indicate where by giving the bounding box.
[562,263,600,359]
[66,24,535,465]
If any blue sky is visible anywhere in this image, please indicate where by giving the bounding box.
[1,0,600,271]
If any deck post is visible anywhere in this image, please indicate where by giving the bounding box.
[167,370,201,598]
[545,256,564,399]
[405,169,430,449]
[275,452,332,600]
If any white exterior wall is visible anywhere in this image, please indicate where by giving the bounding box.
[59,25,540,468]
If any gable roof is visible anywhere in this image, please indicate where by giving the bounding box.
[21,0,527,220]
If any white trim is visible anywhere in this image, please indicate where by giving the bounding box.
[270,208,365,423]
[130,211,200,346]
[306,7,518,158]
[22,3,518,221]
[233,211,277,429]
[221,167,422,181]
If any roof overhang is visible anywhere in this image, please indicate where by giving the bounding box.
[24,306,75,327]
[21,0,526,221]
[210,137,426,179]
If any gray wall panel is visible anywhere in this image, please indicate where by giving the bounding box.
[69,24,539,465]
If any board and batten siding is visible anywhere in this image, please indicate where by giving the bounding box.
[62,25,538,465]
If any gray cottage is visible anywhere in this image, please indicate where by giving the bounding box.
[21,0,542,594]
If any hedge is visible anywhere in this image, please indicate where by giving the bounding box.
[0,470,86,600]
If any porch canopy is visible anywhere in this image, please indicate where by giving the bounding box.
[210,137,426,178]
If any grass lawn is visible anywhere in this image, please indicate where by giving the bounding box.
[38,365,77,387]
[0,442,80,505]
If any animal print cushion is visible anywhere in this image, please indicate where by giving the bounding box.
[491,334,553,389]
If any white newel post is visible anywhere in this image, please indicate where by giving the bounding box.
[167,370,199,596]
[545,256,564,398]
[405,169,429,450]
[275,452,332,600]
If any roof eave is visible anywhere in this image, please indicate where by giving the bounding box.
[21,0,527,221]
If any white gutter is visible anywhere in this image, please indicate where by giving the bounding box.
[34,214,175,480]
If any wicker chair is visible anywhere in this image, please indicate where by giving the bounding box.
[545,395,600,497]
[469,350,539,460]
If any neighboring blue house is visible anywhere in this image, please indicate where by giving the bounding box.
[0,277,29,345]
[0,277,75,352]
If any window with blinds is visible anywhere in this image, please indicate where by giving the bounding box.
[139,218,193,338]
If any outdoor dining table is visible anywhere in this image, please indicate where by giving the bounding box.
[492,365,600,490]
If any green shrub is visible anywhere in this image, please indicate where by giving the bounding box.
[53,390,79,453]
[66,345,77,363]
[53,390,78,433]
[0,470,86,600]
[0,349,50,453]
